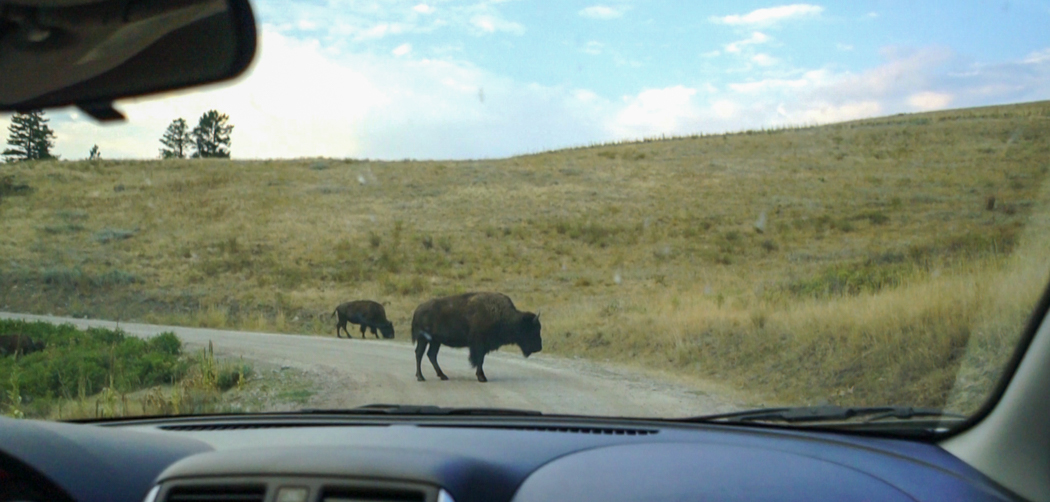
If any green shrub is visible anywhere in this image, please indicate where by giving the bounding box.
[149,332,182,356]
[0,320,186,416]
[216,363,253,391]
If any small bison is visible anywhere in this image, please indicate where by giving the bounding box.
[412,292,542,382]
[0,333,45,357]
[332,300,395,339]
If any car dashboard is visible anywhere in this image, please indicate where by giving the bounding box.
[0,414,1022,502]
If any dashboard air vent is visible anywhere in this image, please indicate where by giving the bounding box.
[322,487,425,502]
[165,485,266,502]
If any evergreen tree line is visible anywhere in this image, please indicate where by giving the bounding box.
[3,110,233,162]
[2,110,56,162]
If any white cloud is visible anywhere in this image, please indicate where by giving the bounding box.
[729,76,812,94]
[827,47,952,98]
[611,86,699,138]
[582,41,604,55]
[470,14,525,35]
[751,53,778,66]
[836,43,854,51]
[355,22,410,41]
[604,46,1050,142]
[724,32,770,54]
[33,28,608,160]
[574,89,601,102]
[412,3,435,14]
[712,4,824,27]
[907,91,952,111]
[1023,48,1050,64]
[260,0,523,46]
[711,99,739,119]
[392,43,412,56]
[579,5,625,20]
[799,101,882,123]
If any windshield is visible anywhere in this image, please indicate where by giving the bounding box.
[1,1,1048,434]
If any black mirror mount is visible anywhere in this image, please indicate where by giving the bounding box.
[76,100,125,122]
[0,0,257,120]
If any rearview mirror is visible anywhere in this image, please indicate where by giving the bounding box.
[0,0,256,121]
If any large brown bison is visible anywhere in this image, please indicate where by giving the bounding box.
[411,292,542,382]
[0,333,45,357]
[332,300,395,339]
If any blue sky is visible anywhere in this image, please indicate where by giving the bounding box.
[6,1,1050,159]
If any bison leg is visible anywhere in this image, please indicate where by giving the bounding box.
[415,339,428,381]
[427,343,450,381]
[469,348,488,383]
[369,326,379,339]
[335,320,345,338]
[359,324,367,338]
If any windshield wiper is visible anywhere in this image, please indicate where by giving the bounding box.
[681,405,966,425]
[299,404,542,416]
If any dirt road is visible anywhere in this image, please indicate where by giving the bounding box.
[0,312,745,417]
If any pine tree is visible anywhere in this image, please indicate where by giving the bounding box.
[3,110,56,162]
[159,118,192,159]
[191,110,233,158]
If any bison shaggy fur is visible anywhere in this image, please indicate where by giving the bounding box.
[411,292,542,382]
[332,300,395,339]
[0,333,45,357]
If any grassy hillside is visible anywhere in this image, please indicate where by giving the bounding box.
[2,101,1049,412]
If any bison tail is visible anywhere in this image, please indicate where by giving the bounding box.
[331,309,337,318]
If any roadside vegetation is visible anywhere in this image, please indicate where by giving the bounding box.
[0,319,253,419]
[1,101,1048,413]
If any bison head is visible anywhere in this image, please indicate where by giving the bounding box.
[516,312,542,357]
[379,322,395,339]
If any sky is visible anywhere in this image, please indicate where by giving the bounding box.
[4,0,1050,160]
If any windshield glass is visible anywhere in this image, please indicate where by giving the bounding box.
[1,1,1048,431]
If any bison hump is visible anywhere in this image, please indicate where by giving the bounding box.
[466,292,522,325]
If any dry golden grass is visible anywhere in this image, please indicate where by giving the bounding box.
[2,101,1049,411]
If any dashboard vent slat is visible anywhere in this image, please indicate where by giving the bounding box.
[165,485,266,502]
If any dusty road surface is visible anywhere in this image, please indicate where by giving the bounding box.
[0,312,747,417]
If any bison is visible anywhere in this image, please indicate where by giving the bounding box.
[411,292,542,382]
[0,333,45,357]
[332,300,395,339]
